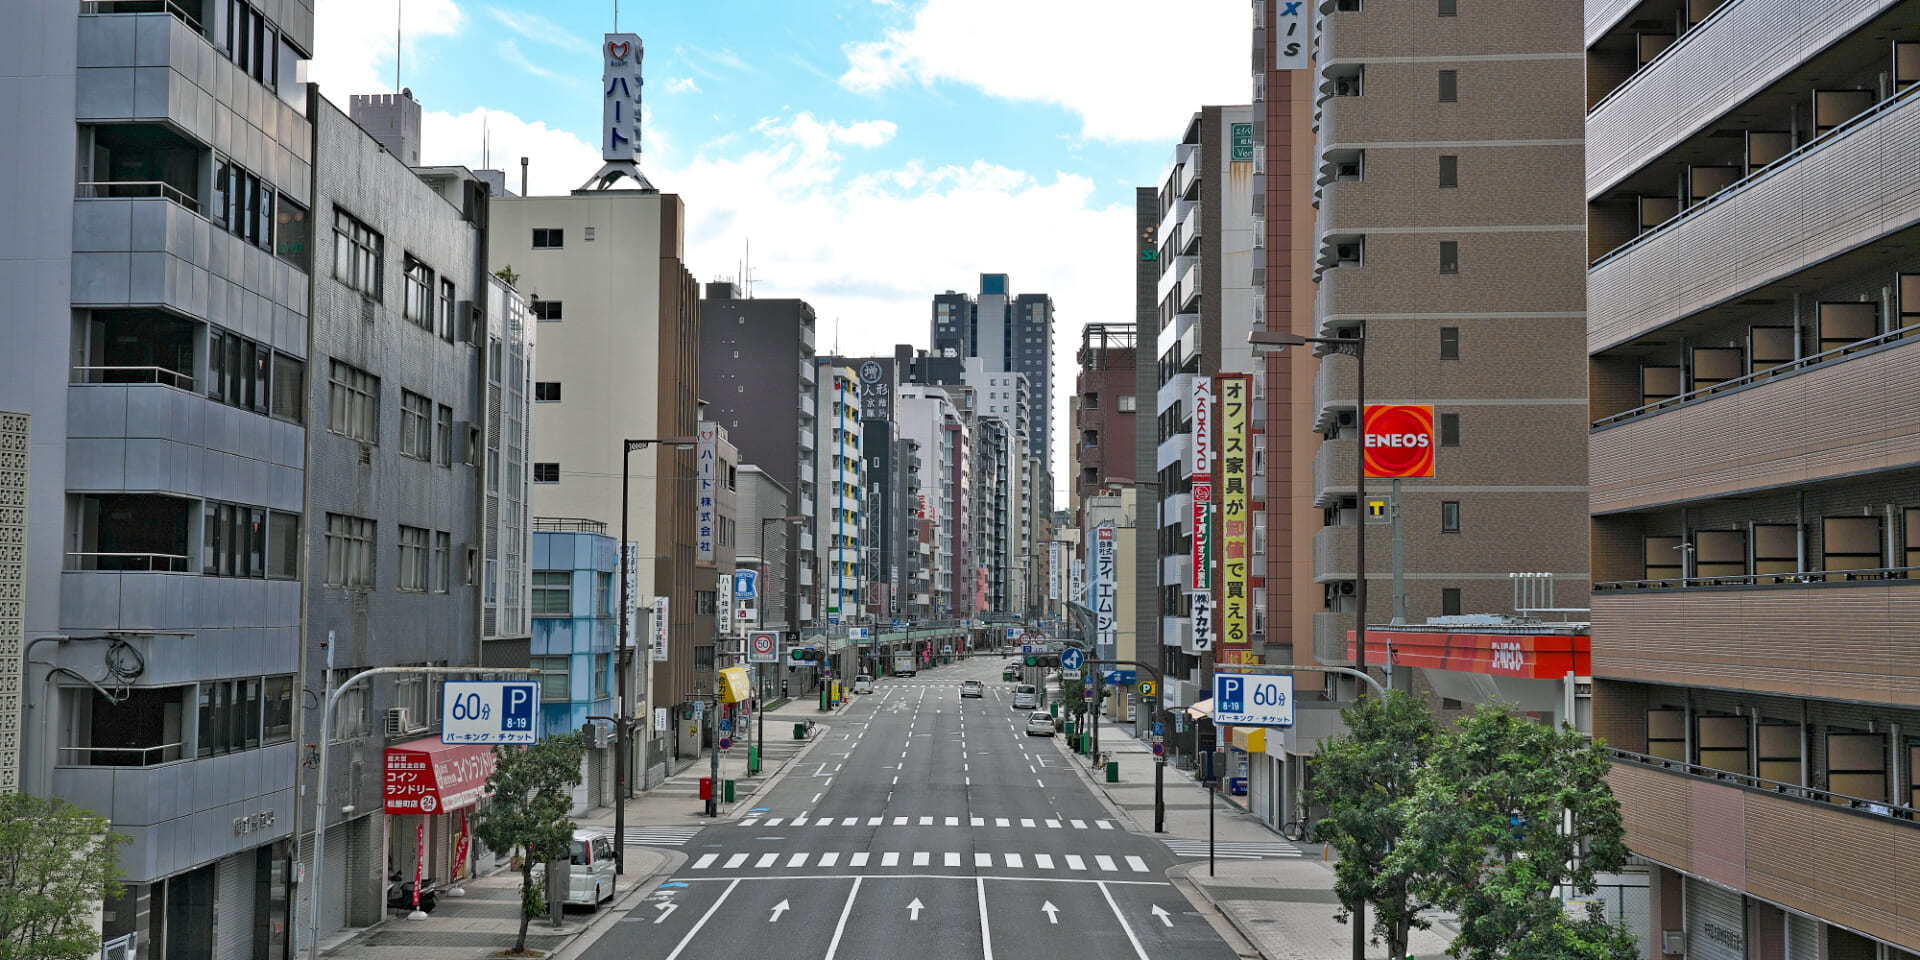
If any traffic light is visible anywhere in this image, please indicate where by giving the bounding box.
[1025,655,1039,666]
[790,649,806,662]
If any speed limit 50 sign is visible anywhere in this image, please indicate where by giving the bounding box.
[748,631,779,662]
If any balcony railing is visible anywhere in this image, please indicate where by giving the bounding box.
[71,365,196,390]
[76,180,199,214]
[57,742,186,766]
[1594,325,1916,427]
[1610,747,1915,822]
[66,551,190,572]
[532,517,608,534]
[80,0,202,31]
[1595,563,1918,592]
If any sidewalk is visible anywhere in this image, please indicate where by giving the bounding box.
[1060,712,1454,960]
[321,695,852,959]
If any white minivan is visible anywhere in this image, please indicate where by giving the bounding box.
[853,675,874,694]
[567,829,616,908]
[1012,683,1038,710]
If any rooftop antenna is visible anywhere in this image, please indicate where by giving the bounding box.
[481,113,489,170]
[395,0,402,94]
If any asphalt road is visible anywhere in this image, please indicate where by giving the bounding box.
[584,654,1244,960]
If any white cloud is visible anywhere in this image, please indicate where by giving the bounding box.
[484,6,593,52]
[839,0,1246,142]
[419,107,602,197]
[828,119,897,147]
[664,77,702,94]
[310,0,465,96]
[496,38,567,82]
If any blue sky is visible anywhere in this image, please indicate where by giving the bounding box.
[311,0,1249,486]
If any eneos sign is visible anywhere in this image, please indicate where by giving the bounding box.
[1362,404,1435,478]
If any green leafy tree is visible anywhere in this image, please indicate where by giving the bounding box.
[1060,677,1088,722]
[0,791,129,960]
[1303,690,1441,960]
[1389,702,1635,960]
[474,733,587,956]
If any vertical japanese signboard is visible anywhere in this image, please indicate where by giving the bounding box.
[1218,375,1251,648]
[1095,523,1117,654]
[1191,592,1215,652]
[1049,542,1064,601]
[650,597,670,661]
[1191,377,1214,592]
[696,425,717,562]
[716,571,733,636]
[601,34,643,160]
[1272,1,1309,70]
[1231,122,1255,162]
[623,542,640,648]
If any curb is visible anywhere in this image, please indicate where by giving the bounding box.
[717,720,835,816]
[1167,861,1277,960]
[549,847,688,960]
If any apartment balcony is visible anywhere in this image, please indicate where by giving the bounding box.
[1174,310,1202,366]
[1311,346,1352,432]
[1161,552,1191,588]
[1590,333,1920,515]
[1155,372,1193,417]
[800,393,816,420]
[1607,754,1920,950]
[1585,0,1892,199]
[1312,436,1356,508]
[1590,86,1920,354]
[73,193,310,330]
[1313,524,1356,582]
[1179,203,1201,256]
[1313,611,1355,666]
[1155,432,1192,475]
[801,359,816,384]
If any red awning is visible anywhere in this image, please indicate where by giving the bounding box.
[384,738,497,815]
[1347,629,1590,680]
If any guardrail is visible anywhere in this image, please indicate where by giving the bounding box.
[1609,747,1916,821]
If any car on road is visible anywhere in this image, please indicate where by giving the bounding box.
[1002,666,1017,681]
[1012,683,1037,710]
[960,680,983,698]
[1024,712,1056,737]
[852,675,873,694]
[566,829,616,908]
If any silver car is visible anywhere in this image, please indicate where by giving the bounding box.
[1024,712,1056,737]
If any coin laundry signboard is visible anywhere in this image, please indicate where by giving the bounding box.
[1363,404,1436,478]
[384,738,498,814]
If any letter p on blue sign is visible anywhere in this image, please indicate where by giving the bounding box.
[1217,676,1244,715]
[504,683,534,730]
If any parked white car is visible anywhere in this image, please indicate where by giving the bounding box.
[1025,712,1056,737]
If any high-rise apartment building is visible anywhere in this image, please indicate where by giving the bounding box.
[1071,324,1139,513]
[813,362,863,645]
[1585,3,1920,956]
[896,384,968,619]
[930,275,1055,489]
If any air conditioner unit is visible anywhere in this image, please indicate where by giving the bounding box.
[1335,243,1362,263]
[1337,162,1361,179]
[1336,410,1357,427]
[1334,77,1361,97]
[384,708,412,737]
[1339,582,1356,595]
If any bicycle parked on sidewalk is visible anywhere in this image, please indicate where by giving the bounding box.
[1282,813,1315,842]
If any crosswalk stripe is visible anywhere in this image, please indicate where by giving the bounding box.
[995,818,1009,827]
[724,853,749,869]
[850,852,869,867]
[693,854,718,869]
[945,816,959,826]
[816,819,832,827]
[1095,855,1117,871]
[1045,820,1060,828]
[756,853,779,869]
[1035,854,1054,869]
[970,817,985,827]
[819,852,840,867]
[975,853,992,867]
[1125,856,1148,873]
[740,818,759,827]
[793,817,808,826]
[945,852,961,867]
[913,852,930,866]
[894,817,908,826]
[1095,820,1114,830]
[1065,855,1086,871]
[882,852,900,866]
[1070,820,1086,829]
[1005,853,1022,868]
[765,818,783,826]
[919,816,933,826]
[843,817,858,826]
[868,817,882,826]
[787,853,808,868]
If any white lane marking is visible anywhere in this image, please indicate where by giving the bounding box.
[822,876,863,960]
[1095,855,1117,871]
[868,817,882,826]
[811,794,822,805]
[995,818,1010,827]
[1045,820,1060,829]
[913,851,931,866]
[1065,855,1086,871]
[851,852,870,867]
[766,818,785,827]
[819,852,840,867]
[945,852,961,867]
[724,853,749,869]
[693,854,718,869]
[1036,779,1044,787]
[1035,854,1055,870]
[793,816,809,826]
[662,878,739,960]
[817,819,834,828]
[1095,820,1114,830]
[740,818,759,827]
[882,852,900,866]
[977,877,995,960]
[1098,881,1153,960]
[971,817,985,827]
[1020,819,1036,828]
[919,816,933,826]
[1069,820,1085,830]
[787,853,809,868]
[893,817,908,826]
[842,817,859,826]
[1125,856,1149,873]
[1005,853,1023,868]
[892,776,899,785]
[975,852,993,867]
[945,816,959,826]
[756,853,780,868]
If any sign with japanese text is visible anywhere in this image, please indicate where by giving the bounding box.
[383,741,497,814]
[1191,591,1215,651]
[623,541,640,647]
[858,359,894,421]
[1363,404,1436,478]
[601,34,643,161]
[440,681,537,745]
[650,596,670,661]
[1231,122,1255,162]
[1218,375,1251,647]
[1095,523,1117,654]
[696,425,718,562]
[1048,541,1064,601]
[1191,482,1213,592]
[1192,376,1214,481]
[717,570,733,636]
[1071,557,1084,607]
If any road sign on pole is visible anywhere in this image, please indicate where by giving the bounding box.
[441,682,538,744]
[1212,672,1296,727]
[1060,647,1084,672]
[747,631,778,662]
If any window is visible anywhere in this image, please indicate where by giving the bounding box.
[436,404,454,466]
[213,159,276,252]
[400,391,432,459]
[402,257,433,330]
[271,352,304,423]
[323,513,375,587]
[262,674,294,743]
[332,209,383,297]
[694,590,716,616]
[276,197,310,266]
[530,656,569,701]
[533,462,560,483]
[1439,154,1458,188]
[1647,709,1685,761]
[535,382,562,402]
[433,531,451,593]
[327,360,379,442]
[267,511,299,579]
[196,677,261,757]
[201,501,269,578]
[208,328,276,415]
[332,668,369,739]
[594,656,610,699]
[1438,0,1456,14]
[531,228,564,249]
[1438,69,1458,102]
[398,525,429,591]
[1439,327,1459,359]
[393,675,429,730]
[1440,413,1460,447]
[1441,588,1462,616]
[532,300,563,321]
[596,574,613,616]
[1440,501,1461,533]
[1439,241,1459,274]
[532,571,571,615]
[1117,395,1138,412]
[438,279,457,342]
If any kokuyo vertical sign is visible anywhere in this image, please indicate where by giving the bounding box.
[1191,377,1214,592]
[1362,405,1436,478]
[1218,375,1251,647]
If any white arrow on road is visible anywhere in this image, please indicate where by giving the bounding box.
[770,899,790,922]
[1151,905,1173,927]
[653,903,678,924]
[908,897,925,921]
[1041,901,1060,924]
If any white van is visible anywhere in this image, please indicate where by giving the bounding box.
[567,829,616,908]
[1012,683,1038,710]
[853,675,874,694]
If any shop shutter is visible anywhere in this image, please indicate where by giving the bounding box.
[1785,912,1821,960]
[215,854,254,960]
[1686,877,1747,960]
[321,828,350,936]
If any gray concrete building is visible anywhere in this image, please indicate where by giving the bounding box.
[930,275,1055,495]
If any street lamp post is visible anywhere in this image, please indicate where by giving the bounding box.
[755,515,806,775]
[1250,327,1367,960]
[615,436,698,875]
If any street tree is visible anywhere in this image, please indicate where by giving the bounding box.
[1302,690,1441,960]
[474,732,588,956]
[1390,702,1635,960]
[0,791,129,960]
